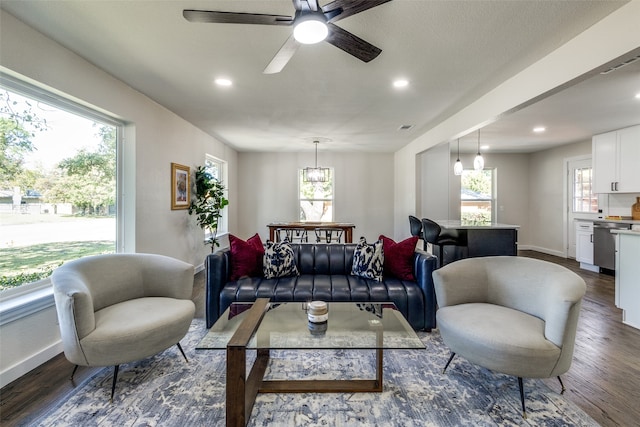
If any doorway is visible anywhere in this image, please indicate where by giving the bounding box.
[565,156,599,259]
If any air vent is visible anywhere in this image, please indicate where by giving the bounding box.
[398,124,414,131]
[600,55,640,74]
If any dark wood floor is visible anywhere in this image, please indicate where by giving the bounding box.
[1,251,639,426]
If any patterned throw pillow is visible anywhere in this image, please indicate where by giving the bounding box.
[263,239,299,279]
[351,237,384,281]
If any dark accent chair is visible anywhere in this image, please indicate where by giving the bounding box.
[421,218,467,268]
[408,215,425,250]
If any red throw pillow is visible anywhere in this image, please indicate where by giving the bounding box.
[229,233,265,280]
[378,235,419,281]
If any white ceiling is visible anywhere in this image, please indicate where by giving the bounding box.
[1,0,638,154]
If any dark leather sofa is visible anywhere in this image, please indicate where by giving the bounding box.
[205,243,438,330]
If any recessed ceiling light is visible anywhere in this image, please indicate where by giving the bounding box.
[393,79,409,88]
[635,92,640,99]
[214,78,232,87]
[533,126,546,133]
[480,145,490,150]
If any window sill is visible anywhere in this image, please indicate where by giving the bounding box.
[0,279,55,326]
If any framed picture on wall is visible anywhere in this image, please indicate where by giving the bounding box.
[171,162,190,210]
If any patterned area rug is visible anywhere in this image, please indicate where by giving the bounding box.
[32,319,598,426]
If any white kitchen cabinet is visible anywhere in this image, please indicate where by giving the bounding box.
[575,221,597,271]
[614,230,640,330]
[593,125,640,193]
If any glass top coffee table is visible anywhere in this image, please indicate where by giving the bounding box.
[197,298,425,427]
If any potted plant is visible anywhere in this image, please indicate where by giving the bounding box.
[188,166,229,252]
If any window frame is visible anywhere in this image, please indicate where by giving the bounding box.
[205,154,228,234]
[460,168,496,223]
[572,166,598,214]
[0,72,124,324]
[298,168,334,222]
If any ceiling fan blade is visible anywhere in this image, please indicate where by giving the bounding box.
[325,23,382,63]
[263,35,300,74]
[306,0,320,12]
[322,0,392,23]
[183,10,293,26]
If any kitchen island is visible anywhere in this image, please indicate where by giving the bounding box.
[612,229,640,330]
[435,220,520,265]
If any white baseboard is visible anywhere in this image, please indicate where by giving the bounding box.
[194,263,204,274]
[579,262,600,273]
[518,245,566,258]
[0,340,63,388]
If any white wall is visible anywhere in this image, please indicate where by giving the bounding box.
[528,140,591,255]
[0,10,237,386]
[529,140,640,256]
[417,143,451,221]
[237,151,395,242]
[393,1,640,239]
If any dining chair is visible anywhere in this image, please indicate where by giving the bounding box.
[314,227,343,243]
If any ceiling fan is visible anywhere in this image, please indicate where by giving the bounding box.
[183,0,391,74]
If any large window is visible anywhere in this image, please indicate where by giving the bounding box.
[573,166,597,213]
[1,79,120,294]
[299,169,334,222]
[205,155,228,232]
[460,169,495,223]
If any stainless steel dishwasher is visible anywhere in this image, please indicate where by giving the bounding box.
[593,222,631,271]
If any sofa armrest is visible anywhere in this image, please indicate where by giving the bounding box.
[205,250,229,328]
[413,250,438,330]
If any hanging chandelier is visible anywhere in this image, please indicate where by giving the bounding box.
[303,140,330,182]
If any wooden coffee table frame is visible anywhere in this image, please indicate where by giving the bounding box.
[225,298,383,427]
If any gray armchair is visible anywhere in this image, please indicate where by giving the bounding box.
[51,253,195,401]
[432,256,586,418]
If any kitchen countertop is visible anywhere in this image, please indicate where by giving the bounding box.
[610,229,640,236]
[436,220,519,229]
[574,218,640,225]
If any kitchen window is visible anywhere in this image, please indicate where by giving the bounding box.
[460,168,495,222]
[573,166,598,213]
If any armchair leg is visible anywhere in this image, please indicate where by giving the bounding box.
[557,376,566,394]
[110,365,119,403]
[442,352,456,374]
[518,377,527,419]
[70,364,79,380]
[176,342,189,363]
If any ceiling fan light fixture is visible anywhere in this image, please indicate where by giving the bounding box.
[293,12,328,44]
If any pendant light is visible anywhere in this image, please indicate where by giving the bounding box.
[303,140,330,182]
[473,129,484,171]
[453,139,463,175]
